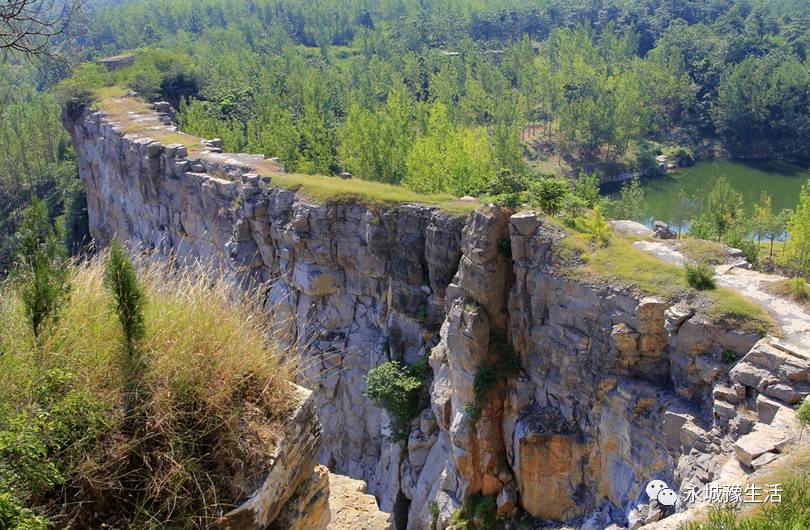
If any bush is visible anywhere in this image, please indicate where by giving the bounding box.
[785,277,810,302]
[0,492,48,530]
[798,398,810,431]
[365,358,429,441]
[582,205,611,246]
[723,232,760,268]
[529,177,569,215]
[486,169,527,208]
[467,332,522,422]
[685,262,716,290]
[449,493,498,529]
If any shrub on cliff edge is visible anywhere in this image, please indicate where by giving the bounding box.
[365,357,430,442]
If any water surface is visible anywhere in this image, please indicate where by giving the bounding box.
[603,160,810,230]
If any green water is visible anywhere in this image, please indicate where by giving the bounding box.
[603,160,810,229]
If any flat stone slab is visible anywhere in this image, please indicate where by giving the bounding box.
[328,473,391,530]
[610,220,652,237]
[733,425,793,468]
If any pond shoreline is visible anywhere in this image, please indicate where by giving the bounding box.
[601,158,810,230]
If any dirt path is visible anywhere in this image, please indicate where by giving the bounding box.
[632,240,810,351]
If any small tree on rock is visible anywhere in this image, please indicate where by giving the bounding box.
[105,241,146,417]
[15,198,71,339]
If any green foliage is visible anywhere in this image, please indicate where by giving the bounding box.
[796,398,810,430]
[787,182,810,273]
[365,358,429,442]
[724,232,760,269]
[468,331,521,422]
[573,174,601,208]
[104,242,147,415]
[14,199,71,338]
[405,102,496,196]
[685,262,716,290]
[582,205,612,246]
[0,369,108,530]
[449,493,499,530]
[486,169,527,208]
[609,176,648,222]
[339,87,415,184]
[693,176,745,241]
[529,177,570,216]
[785,278,810,303]
[721,350,737,364]
[0,492,48,530]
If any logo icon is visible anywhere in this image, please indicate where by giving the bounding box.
[646,480,677,507]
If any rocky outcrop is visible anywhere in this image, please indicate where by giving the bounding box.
[223,386,330,530]
[66,99,810,530]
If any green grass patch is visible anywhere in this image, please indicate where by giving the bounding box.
[676,238,730,265]
[705,288,778,335]
[267,171,478,215]
[556,229,777,336]
[582,234,689,298]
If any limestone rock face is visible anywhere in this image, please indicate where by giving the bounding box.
[67,104,810,530]
[66,108,465,515]
[222,386,329,530]
[328,473,392,530]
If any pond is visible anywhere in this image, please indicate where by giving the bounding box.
[602,159,810,231]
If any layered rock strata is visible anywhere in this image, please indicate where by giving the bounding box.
[65,99,810,530]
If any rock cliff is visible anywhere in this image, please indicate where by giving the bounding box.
[64,97,809,529]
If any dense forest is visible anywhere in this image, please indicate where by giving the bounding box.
[2,0,810,274]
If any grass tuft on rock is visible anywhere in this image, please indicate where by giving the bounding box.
[557,229,777,336]
[0,255,292,528]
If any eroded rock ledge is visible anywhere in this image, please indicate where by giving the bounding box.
[65,99,809,530]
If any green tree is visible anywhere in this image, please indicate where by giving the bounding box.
[609,177,647,222]
[582,204,611,246]
[698,176,745,240]
[365,359,428,442]
[530,177,569,216]
[573,173,601,208]
[787,182,810,271]
[15,199,71,339]
[405,103,496,195]
[105,242,146,416]
[338,87,415,184]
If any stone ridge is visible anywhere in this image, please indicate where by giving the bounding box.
[65,105,810,530]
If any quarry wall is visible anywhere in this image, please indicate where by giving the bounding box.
[65,99,810,530]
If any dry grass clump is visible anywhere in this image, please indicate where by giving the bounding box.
[763,277,810,310]
[0,254,292,528]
